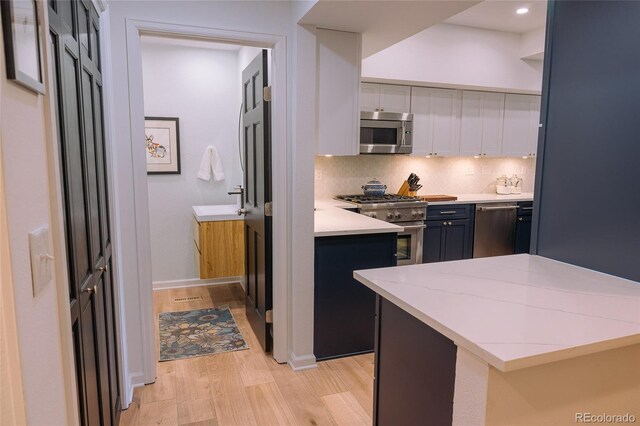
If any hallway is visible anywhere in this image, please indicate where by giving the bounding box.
[119,283,374,425]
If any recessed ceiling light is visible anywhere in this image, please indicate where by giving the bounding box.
[516,7,529,15]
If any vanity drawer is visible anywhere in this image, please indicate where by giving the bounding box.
[426,204,471,220]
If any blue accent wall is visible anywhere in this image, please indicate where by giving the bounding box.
[533,1,640,282]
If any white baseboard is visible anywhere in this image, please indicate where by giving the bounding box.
[152,277,245,291]
[122,370,146,409]
[289,352,317,371]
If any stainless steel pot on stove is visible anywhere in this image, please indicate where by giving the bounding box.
[361,179,387,197]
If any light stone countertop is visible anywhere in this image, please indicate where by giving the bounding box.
[314,199,404,237]
[354,254,640,372]
[426,192,534,205]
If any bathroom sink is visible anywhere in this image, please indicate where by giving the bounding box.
[192,204,241,222]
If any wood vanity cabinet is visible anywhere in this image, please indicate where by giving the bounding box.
[194,219,245,279]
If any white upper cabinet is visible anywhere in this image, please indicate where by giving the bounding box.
[360,83,411,113]
[360,83,380,112]
[460,91,506,157]
[502,94,541,158]
[316,29,362,156]
[411,87,462,157]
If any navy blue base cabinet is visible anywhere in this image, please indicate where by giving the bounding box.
[373,296,457,425]
[314,233,397,361]
[423,204,474,263]
[514,201,533,254]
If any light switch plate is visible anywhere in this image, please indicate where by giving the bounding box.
[29,226,53,297]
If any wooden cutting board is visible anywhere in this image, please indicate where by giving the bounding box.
[418,195,458,202]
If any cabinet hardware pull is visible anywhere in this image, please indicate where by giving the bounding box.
[518,218,523,222]
[448,221,452,226]
[98,265,108,272]
[84,285,98,294]
[443,221,447,226]
[439,211,457,215]
[479,206,518,211]
[522,207,533,211]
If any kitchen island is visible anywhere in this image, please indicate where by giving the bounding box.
[354,254,640,425]
[313,200,403,360]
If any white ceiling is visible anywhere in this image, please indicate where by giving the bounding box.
[445,0,547,34]
[299,0,480,58]
[140,34,243,51]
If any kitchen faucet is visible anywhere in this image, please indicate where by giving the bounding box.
[228,185,247,216]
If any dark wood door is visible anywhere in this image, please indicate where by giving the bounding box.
[242,50,272,352]
[48,1,120,424]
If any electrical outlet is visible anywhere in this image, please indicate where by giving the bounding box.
[465,166,475,175]
[29,226,53,297]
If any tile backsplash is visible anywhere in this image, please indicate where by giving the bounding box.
[315,156,536,198]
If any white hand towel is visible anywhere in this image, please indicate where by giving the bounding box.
[197,146,225,182]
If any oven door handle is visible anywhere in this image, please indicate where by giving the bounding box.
[401,224,426,231]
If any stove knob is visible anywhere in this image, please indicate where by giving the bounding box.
[419,211,425,218]
[386,212,394,220]
[394,212,402,219]
[369,212,377,219]
[411,210,418,218]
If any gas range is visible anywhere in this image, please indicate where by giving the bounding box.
[335,194,427,223]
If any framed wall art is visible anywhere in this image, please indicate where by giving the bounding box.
[1,0,45,94]
[145,117,181,175]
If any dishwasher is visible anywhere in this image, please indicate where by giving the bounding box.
[473,203,518,258]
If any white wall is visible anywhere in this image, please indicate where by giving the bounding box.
[315,156,536,199]
[141,41,243,283]
[0,8,69,425]
[0,68,27,426]
[363,23,543,93]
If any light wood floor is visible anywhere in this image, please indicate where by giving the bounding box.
[119,283,374,426]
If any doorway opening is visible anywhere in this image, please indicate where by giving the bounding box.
[122,19,289,390]
[139,33,273,358]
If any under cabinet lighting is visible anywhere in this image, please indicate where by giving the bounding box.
[425,155,431,158]
[473,155,481,159]
[522,156,529,159]
[324,155,333,157]
[516,7,529,14]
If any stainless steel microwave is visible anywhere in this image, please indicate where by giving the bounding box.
[360,111,413,154]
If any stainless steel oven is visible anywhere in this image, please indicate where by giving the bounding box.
[360,111,413,155]
[396,221,425,266]
[335,195,427,265]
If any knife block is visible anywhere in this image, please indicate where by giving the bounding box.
[397,181,410,196]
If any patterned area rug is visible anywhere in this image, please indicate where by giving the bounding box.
[158,306,248,361]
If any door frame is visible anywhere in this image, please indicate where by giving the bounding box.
[122,19,290,383]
